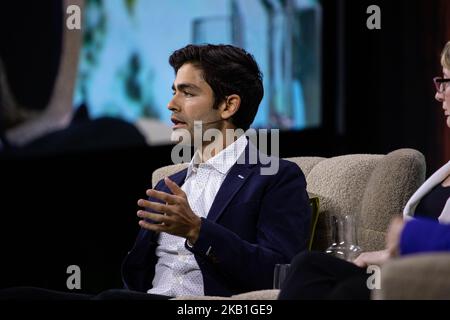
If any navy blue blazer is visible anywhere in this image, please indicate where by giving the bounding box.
[121,143,311,296]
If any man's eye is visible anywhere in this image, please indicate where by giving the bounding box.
[184,91,193,97]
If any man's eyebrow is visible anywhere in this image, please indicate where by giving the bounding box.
[171,83,201,91]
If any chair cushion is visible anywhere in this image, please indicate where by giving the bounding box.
[152,163,188,187]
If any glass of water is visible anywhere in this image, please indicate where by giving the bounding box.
[325,214,362,261]
[273,264,291,289]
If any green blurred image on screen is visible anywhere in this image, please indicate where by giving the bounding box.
[74,0,322,144]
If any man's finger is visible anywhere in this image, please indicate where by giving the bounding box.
[137,210,173,224]
[137,199,170,214]
[146,189,179,204]
[139,219,168,233]
[164,177,185,197]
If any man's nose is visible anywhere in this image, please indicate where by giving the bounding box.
[167,96,179,112]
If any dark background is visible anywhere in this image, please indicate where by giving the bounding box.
[0,0,449,293]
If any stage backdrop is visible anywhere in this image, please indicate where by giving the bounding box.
[73,0,323,144]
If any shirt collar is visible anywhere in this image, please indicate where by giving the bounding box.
[185,134,248,179]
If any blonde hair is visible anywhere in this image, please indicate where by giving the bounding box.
[441,41,450,69]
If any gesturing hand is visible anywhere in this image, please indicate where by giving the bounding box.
[137,177,201,245]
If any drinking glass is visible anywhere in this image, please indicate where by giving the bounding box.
[325,214,362,261]
[343,214,363,261]
[273,264,291,289]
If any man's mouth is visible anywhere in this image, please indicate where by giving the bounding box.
[171,117,187,129]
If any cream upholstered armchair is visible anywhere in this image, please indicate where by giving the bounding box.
[372,253,450,300]
[151,148,427,300]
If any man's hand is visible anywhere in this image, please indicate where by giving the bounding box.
[136,177,201,245]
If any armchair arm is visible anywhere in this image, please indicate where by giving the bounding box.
[372,253,450,300]
[172,289,280,300]
[231,289,279,300]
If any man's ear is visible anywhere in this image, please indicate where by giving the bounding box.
[220,94,241,120]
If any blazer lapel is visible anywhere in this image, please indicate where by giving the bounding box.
[207,163,254,222]
[206,140,263,222]
[169,168,188,190]
[155,168,188,193]
[158,164,253,223]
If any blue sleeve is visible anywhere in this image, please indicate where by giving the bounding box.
[400,218,450,255]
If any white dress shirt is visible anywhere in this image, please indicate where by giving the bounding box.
[148,135,248,296]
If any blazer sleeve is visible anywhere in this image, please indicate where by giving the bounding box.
[186,161,312,291]
[400,218,450,255]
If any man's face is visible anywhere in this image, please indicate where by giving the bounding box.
[168,63,223,143]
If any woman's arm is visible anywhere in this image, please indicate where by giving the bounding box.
[400,218,450,255]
